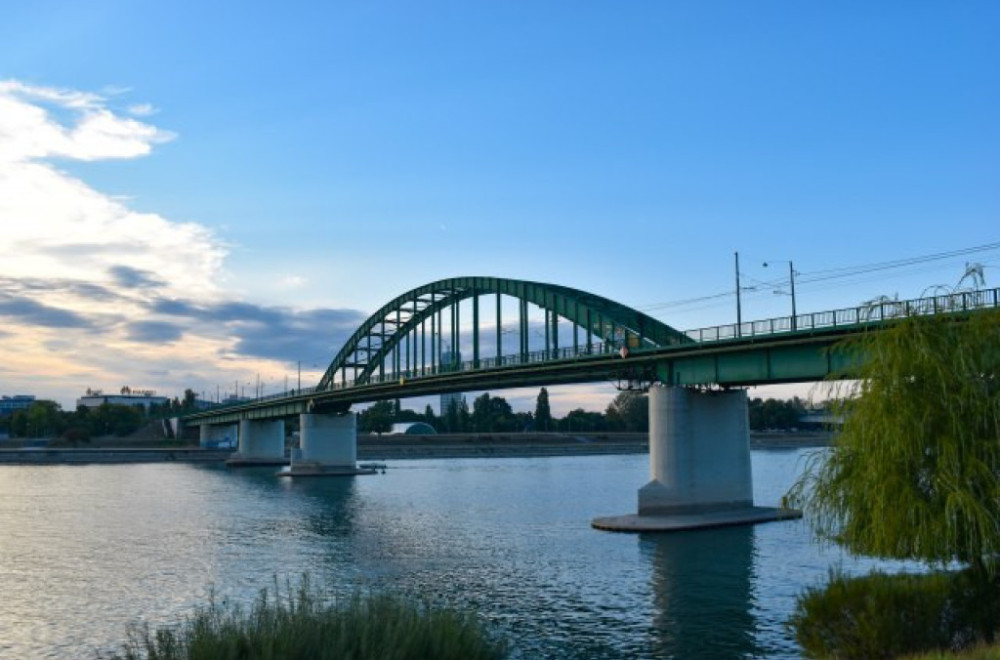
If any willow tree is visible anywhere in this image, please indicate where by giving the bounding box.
[787,307,1000,575]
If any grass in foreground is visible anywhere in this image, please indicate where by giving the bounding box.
[105,578,507,660]
[901,644,1000,660]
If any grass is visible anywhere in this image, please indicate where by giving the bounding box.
[901,644,1000,660]
[103,577,507,660]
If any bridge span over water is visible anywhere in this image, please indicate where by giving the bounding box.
[184,278,1000,531]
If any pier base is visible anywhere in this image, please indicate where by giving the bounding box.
[226,419,287,467]
[278,412,375,477]
[592,384,800,532]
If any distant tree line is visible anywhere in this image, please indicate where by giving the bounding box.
[357,388,815,435]
[0,387,814,441]
[748,396,808,431]
[0,388,204,442]
[360,388,644,435]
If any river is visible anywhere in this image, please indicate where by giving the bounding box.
[0,450,916,659]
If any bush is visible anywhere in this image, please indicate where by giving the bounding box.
[105,577,507,660]
[789,569,1000,659]
[61,427,91,446]
[902,644,1000,660]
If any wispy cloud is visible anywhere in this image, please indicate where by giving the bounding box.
[108,265,167,289]
[126,320,184,343]
[0,80,362,405]
[127,102,158,117]
[0,80,174,162]
[279,274,307,289]
[151,297,366,365]
[0,295,95,329]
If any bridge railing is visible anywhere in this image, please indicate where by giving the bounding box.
[684,287,999,343]
[193,287,1000,415]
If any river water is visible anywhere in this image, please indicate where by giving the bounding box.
[0,450,916,659]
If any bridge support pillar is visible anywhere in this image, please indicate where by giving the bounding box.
[592,384,800,532]
[199,423,238,449]
[226,420,287,466]
[639,385,752,514]
[280,412,375,477]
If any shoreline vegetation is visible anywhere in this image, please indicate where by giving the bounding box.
[103,577,507,660]
[0,431,831,464]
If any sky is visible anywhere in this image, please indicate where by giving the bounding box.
[0,1,997,414]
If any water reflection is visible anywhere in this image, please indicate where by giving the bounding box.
[642,525,760,659]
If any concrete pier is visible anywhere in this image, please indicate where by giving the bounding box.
[226,419,287,466]
[199,423,238,449]
[278,412,375,477]
[593,384,800,532]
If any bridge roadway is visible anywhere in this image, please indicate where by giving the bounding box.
[183,281,999,532]
[185,285,1000,426]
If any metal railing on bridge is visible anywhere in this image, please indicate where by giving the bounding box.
[687,287,999,343]
[198,286,1000,413]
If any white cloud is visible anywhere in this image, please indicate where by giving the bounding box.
[0,80,233,405]
[0,80,174,163]
[279,275,307,289]
[127,102,157,117]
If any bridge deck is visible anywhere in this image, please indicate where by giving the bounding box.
[185,287,1000,426]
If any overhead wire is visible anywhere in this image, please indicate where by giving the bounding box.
[638,240,1000,315]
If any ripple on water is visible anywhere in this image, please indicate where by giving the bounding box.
[0,452,925,659]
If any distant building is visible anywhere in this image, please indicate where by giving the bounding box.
[76,388,169,411]
[0,395,36,416]
[389,422,437,435]
[798,410,845,430]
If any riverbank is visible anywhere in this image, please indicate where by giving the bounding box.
[360,430,831,460]
[358,432,648,460]
[0,431,831,464]
[0,447,233,464]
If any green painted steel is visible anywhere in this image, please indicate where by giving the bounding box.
[315,276,692,391]
[183,286,1000,428]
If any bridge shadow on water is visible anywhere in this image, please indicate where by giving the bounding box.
[641,525,761,659]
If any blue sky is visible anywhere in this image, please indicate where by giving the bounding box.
[1,1,997,413]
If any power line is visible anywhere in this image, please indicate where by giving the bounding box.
[798,241,1000,285]
[638,240,1000,314]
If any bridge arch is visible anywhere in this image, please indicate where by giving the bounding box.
[316,276,691,391]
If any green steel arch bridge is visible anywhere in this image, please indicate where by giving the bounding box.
[185,277,999,530]
[185,277,1000,426]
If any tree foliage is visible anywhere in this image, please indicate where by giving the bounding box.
[748,396,806,430]
[605,391,648,432]
[472,393,517,432]
[787,309,1000,573]
[534,388,552,431]
[359,400,394,435]
[559,408,607,432]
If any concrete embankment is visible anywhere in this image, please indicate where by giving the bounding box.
[358,431,831,460]
[358,432,649,460]
[0,431,831,465]
[0,448,233,465]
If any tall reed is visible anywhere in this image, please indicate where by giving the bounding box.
[105,577,507,660]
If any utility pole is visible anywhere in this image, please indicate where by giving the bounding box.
[735,251,743,337]
[764,259,798,331]
[789,261,797,331]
